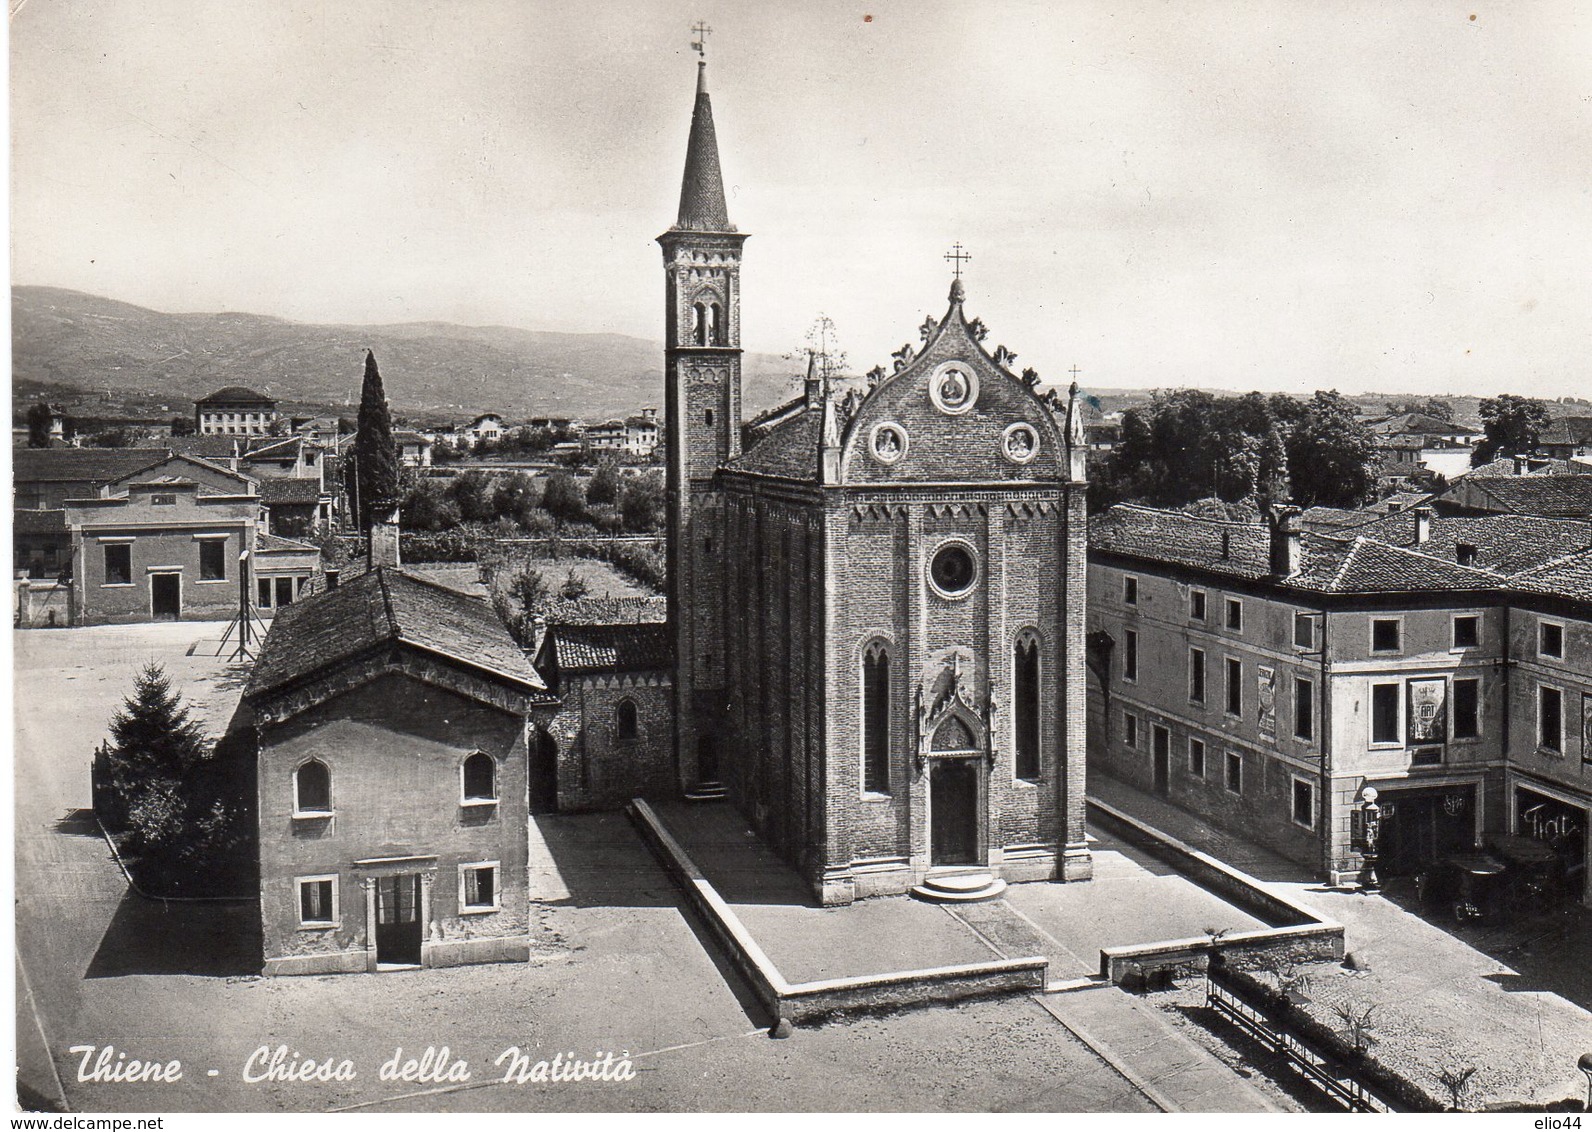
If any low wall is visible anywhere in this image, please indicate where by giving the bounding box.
[1089,798,1344,983]
[629,799,1047,1023]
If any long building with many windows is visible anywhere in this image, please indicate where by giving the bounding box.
[1087,503,1591,906]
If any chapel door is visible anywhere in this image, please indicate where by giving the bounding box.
[374,874,423,966]
[150,573,181,621]
[930,760,979,866]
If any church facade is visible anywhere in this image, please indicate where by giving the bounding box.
[659,59,1093,904]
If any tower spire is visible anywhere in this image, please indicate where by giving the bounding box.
[675,23,732,232]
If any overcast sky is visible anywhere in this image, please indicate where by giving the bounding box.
[11,1,1592,397]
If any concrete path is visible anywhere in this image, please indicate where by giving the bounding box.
[940,898,1278,1113]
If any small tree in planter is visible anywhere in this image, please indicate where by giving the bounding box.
[1434,1061,1477,1112]
[1334,1002,1378,1060]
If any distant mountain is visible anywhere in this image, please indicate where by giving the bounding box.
[11,286,798,420]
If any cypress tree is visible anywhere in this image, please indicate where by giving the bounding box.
[349,349,400,530]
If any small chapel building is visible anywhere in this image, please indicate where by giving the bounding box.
[656,57,1094,904]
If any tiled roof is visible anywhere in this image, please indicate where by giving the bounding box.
[541,622,670,675]
[1089,506,1275,580]
[195,386,274,405]
[1539,417,1592,447]
[1456,475,1592,519]
[1510,548,1592,604]
[1369,413,1478,437]
[1298,506,1380,531]
[255,532,319,554]
[1347,512,1592,575]
[1090,505,1501,594]
[166,435,245,459]
[260,478,324,504]
[540,596,667,626]
[13,448,169,484]
[1293,537,1501,594]
[728,405,822,480]
[13,508,65,534]
[247,566,544,700]
[1464,456,1575,478]
[242,436,302,461]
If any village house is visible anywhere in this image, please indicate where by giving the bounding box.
[1087,503,1591,906]
[64,473,261,626]
[194,386,280,436]
[243,565,558,975]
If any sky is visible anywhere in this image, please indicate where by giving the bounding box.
[10,0,1592,398]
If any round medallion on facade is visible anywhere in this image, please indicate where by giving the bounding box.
[929,361,980,416]
[927,540,979,599]
[1002,422,1040,464]
[869,422,909,465]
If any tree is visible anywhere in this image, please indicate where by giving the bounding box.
[1255,423,1291,512]
[587,461,622,507]
[488,560,549,647]
[559,568,589,600]
[98,663,240,884]
[491,472,540,527]
[620,471,665,532]
[25,403,55,448]
[348,350,400,530]
[785,314,848,390]
[1473,394,1551,466]
[169,415,194,437]
[400,478,461,531]
[1386,397,1453,422]
[1285,391,1379,508]
[541,471,586,524]
[446,470,495,524]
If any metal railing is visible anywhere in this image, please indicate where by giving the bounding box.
[1206,975,1396,1113]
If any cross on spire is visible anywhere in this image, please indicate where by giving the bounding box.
[691,19,712,57]
[1069,364,1082,380]
[944,241,971,280]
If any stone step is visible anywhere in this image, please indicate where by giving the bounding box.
[683,781,727,802]
[910,871,1008,903]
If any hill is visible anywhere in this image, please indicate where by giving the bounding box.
[11,286,798,420]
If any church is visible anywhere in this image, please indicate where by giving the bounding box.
[656,54,1093,904]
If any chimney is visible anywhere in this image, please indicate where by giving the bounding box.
[1513,455,1527,476]
[1413,505,1432,545]
[1269,507,1302,576]
[1455,542,1477,568]
[324,568,340,590]
[367,500,402,569]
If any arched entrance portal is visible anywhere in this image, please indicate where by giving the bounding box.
[930,760,980,865]
[529,730,559,814]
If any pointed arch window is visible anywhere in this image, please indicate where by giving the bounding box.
[1015,635,1041,780]
[862,643,891,794]
[691,302,708,346]
[709,302,723,345]
[294,759,331,815]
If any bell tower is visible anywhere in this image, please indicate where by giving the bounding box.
[658,44,746,792]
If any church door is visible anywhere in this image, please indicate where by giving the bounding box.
[930,760,979,866]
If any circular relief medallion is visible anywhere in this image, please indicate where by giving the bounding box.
[928,541,979,599]
[929,361,980,416]
[1002,422,1040,464]
[870,422,909,465]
